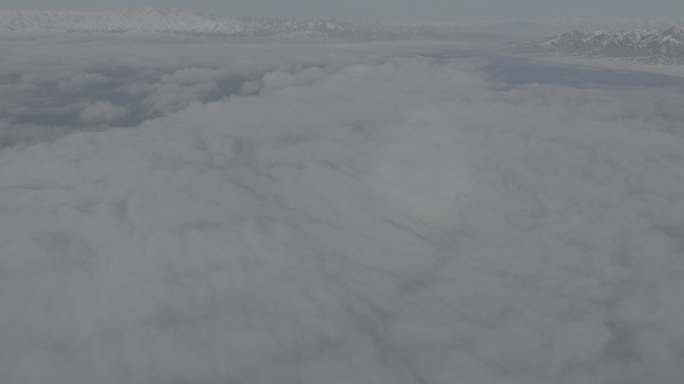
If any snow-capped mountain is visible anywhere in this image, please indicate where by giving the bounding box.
[513,26,684,64]
[0,6,377,38]
[0,6,489,39]
[0,7,677,40]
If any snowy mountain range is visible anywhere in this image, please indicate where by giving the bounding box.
[0,7,377,38]
[0,6,678,40]
[513,26,684,64]
[0,6,492,39]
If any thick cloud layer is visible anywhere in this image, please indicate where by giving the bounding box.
[1,31,683,384]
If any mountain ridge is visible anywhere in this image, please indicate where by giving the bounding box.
[0,7,467,39]
[0,7,679,39]
[513,26,684,64]
[1,6,380,38]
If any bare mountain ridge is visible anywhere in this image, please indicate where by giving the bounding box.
[514,26,684,64]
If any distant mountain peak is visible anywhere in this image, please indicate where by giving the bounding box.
[512,25,684,65]
[661,25,684,39]
[0,7,460,39]
[1,7,680,42]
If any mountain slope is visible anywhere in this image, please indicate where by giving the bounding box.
[0,6,457,39]
[0,6,391,38]
[513,26,684,64]
[1,7,678,40]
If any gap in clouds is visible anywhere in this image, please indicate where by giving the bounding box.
[0,31,442,148]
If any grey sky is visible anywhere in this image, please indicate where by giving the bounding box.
[1,0,683,21]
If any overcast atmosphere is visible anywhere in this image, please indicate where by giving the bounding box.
[1,2,684,384]
[2,0,684,20]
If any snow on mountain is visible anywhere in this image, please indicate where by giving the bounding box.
[0,7,677,40]
[0,6,378,38]
[0,6,486,39]
[368,18,675,37]
[513,26,684,64]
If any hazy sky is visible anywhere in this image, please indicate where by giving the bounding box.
[1,0,683,20]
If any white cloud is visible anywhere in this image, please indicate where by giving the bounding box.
[0,32,683,384]
[160,67,226,85]
[57,73,109,90]
[78,101,129,124]
[141,82,219,114]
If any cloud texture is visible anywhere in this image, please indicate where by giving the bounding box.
[0,31,683,384]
